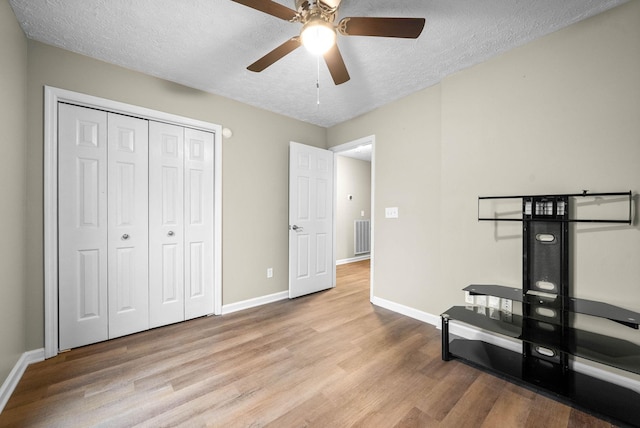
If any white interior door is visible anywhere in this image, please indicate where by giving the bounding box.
[289,142,335,298]
[58,104,109,350]
[107,113,149,338]
[149,121,185,328]
[184,127,215,319]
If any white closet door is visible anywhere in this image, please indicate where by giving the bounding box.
[149,121,185,327]
[184,128,215,319]
[58,104,109,350]
[107,113,149,338]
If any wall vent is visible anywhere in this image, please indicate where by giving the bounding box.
[354,219,370,255]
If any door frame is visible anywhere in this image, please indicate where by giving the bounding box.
[330,135,375,301]
[43,86,223,358]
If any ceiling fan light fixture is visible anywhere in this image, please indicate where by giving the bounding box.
[233,0,425,86]
[300,19,336,55]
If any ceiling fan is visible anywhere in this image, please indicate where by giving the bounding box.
[231,0,426,85]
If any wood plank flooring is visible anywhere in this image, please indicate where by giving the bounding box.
[1,261,614,427]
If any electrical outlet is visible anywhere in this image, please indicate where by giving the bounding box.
[267,268,273,278]
[464,291,474,305]
[488,296,500,309]
[501,298,512,313]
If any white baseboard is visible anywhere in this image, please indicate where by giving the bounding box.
[371,297,640,395]
[336,255,370,266]
[221,291,289,315]
[371,296,440,326]
[0,348,44,413]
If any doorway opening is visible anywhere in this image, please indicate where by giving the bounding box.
[331,135,375,301]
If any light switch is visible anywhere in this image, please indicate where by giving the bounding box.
[361,210,365,217]
[385,207,399,218]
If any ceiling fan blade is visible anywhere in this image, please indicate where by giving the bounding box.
[323,43,350,85]
[247,37,301,72]
[338,17,426,39]
[231,0,298,21]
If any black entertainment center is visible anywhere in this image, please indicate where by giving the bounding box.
[441,191,640,426]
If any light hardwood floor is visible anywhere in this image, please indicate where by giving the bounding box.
[1,261,614,427]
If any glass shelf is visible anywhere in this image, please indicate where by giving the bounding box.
[448,339,640,427]
[443,306,640,375]
[463,284,640,329]
[570,297,640,329]
[465,284,523,302]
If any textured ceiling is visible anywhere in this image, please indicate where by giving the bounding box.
[9,0,628,127]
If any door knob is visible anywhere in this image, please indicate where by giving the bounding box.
[167,231,175,237]
[121,234,130,240]
[291,225,303,231]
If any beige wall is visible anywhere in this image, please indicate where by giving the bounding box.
[439,0,640,354]
[336,156,371,261]
[23,41,326,349]
[0,1,28,382]
[329,86,443,310]
[329,0,640,336]
[440,0,640,308]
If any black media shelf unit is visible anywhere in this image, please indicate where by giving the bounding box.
[441,191,640,427]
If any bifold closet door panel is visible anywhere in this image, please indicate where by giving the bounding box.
[107,113,150,339]
[184,128,215,319]
[149,121,185,328]
[58,104,109,350]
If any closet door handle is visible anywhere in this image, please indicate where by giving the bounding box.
[167,231,175,237]
[121,234,130,240]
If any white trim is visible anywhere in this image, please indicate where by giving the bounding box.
[336,255,371,266]
[0,349,45,413]
[370,139,376,302]
[332,153,338,290]
[46,87,221,131]
[371,296,441,326]
[330,135,375,301]
[213,121,223,316]
[43,88,59,359]
[221,291,289,315]
[329,136,374,156]
[44,86,223,359]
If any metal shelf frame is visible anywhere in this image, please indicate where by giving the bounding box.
[477,191,632,224]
